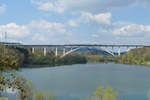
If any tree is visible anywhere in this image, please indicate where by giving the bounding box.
[0,45,23,72]
[92,86,121,100]
[0,44,31,100]
[0,45,56,100]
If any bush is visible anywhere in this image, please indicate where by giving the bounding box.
[92,86,121,100]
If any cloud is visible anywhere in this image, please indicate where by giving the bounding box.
[0,20,72,44]
[0,23,30,39]
[96,23,150,37]
[68,20,78,27]
[60,0,137,13]
[139,0,150,8]
[0,4,6,14]
[1,20,150,45]
[68,12,111,27]
[31,0,64,13]
[80,12,111,25]
[30,0,150,14]
[89,23,150,44]
[26,19,72,44]
[112,24,150,37]
[28,19,67,36]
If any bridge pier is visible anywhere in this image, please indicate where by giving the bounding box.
[32,47,35,54]
[44,48,47,56]
[71,47,73,51]
[112,46,114,55]
[55,47,58,57]
[127,47,130,52]
[118,47,121,56]
[63,48,66,56]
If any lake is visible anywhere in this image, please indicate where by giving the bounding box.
[20,63,150,100]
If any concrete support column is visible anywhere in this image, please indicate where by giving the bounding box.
[71,47,73,51]
[63,48,66,56]
[55,47,58,57]
[44,48,47,56]
[112,46,114,54]
[127,47,130,52]
[32,47,35,54]
[118,47,121,56]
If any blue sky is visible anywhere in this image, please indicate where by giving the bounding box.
[0,0,150,45]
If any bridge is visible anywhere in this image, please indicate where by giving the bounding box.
[1,42,147,57]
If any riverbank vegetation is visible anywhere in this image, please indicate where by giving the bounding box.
[2,45,150,68]
[116,47,150,66]
[85,47,150,67]
[15,47,87,67]
[1,44,150,68]
[86,55,115,63]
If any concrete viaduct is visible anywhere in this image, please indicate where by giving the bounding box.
[1,42,147,57]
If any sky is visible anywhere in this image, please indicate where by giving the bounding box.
[0,0,150,45]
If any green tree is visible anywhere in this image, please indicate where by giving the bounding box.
[92,86,121,100]
[0,44,32,100]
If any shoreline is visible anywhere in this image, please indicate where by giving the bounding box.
[22,61,150,69]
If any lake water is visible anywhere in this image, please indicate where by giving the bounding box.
[21,63,150,100]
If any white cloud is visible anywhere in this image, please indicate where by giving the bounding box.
[1,20,149,44]
[31,0,150,14]
[0,20,72,44]
[89,23,150,45]
[28,19,66,35]
[68,20,78,27]
[0,4,6,14]
[112,24,150,36]
[0,23,30,39]
[27,19,72,44]
[82,12,111,25]
[61,0,137,13]
[31,0,64,13]
[68,12,111,27]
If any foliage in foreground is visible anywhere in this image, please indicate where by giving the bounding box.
[0,44,25,98]
[92,86,121,100]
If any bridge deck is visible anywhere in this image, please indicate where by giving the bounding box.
[0,42,146,48]
[16,44,145,47]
